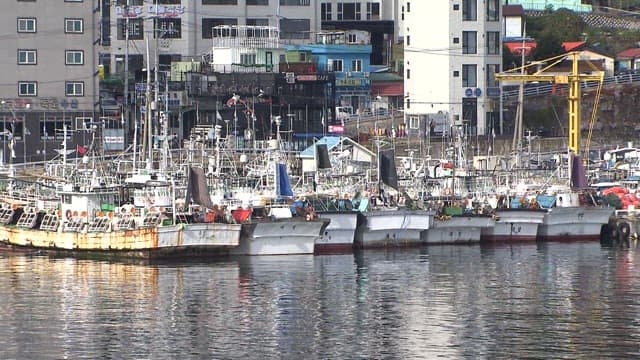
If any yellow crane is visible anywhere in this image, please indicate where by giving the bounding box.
[495,51,604,156]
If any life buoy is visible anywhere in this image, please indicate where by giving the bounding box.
[205,211,215,223]
[72,211,78,217]
[96,210,103,217]
[80,211,87,217]
[65,209,72,219]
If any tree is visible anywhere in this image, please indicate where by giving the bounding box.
[529,34,565,61]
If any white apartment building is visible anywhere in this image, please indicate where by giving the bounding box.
[103,0,322,75]
[0,0,99,162]
[404,1,501,137]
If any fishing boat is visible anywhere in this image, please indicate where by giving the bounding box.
[423,204,495,244]
[480,208,546,242]
[354,150,434,248]
[0,167,241,259]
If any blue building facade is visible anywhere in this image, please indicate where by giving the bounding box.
[287,31,373,122]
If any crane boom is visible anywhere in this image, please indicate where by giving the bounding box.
[495,52,603,154]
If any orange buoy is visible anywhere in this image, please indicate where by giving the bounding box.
[96,210,103,217]
[205,211,215,223]
[80,211,87,217]
[72,210,78,217]
[107,211,113,218]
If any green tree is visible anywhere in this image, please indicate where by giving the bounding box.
[529,33,566,61]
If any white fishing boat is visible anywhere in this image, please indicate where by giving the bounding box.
[537,205,614,241]
[314,210,359,253]
[481,208,546,242]
[354,208,433,248]
[424,214,495,244]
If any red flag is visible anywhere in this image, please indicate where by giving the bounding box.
[76,145,87,155]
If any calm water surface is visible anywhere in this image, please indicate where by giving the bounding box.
[1,242,640,359]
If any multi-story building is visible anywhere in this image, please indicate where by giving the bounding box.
[102,0,323,77]
[404,0,502,137]
[319,0,399,66]
[0,0,99,163]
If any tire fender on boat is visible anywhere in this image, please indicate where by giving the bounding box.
[618,221,631,241]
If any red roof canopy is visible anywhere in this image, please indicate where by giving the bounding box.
[504,41,536,56]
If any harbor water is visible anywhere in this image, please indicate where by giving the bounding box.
[1,242,640,359]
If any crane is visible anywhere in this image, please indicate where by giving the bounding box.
[494,51,604,156]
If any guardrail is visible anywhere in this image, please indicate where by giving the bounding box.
[502,71,640,100]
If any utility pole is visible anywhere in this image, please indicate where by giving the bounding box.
[124,0,130,147]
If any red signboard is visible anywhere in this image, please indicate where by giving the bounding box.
[328,125,344,133]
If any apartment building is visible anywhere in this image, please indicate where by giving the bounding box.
[0,0,99,163]
[404,1,502,137]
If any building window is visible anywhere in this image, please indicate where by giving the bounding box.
[321,3,332,21]
[352,59,362,72]
[487,31,500,55]
[279,18,310,39]
[406,68,410,79]
[462,31,477,54]
[462,64,477,87]
[65,82,84,96]
[347,33,357,43]
[462,0,477,21]
[487,0,499,21]
[453,4,459,10]
[486,64,500,87]
[366,2,380,20]
[279,0,310,5]
[247,0,268,4]
[337,3,361,20]
[65,18,83,33]
[65,50,84,65]
[401,6,404,20]
[453,70,460,77]
[154,18,181,39]
[406,35,410,46]
[328,59,343,72]
[117,18,143,40]
[202,0,238,4]
[409,116,419,130]
[18,82,37,96]
[17,18,36,33]
[202,18,238,39]
[453,37,459,44]
[17,50,37,65]
[240,53,257,65]
[407,2,410,12]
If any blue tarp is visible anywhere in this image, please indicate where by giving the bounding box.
[276,163,293,197]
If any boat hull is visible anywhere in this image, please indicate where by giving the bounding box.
[481,209,546,242]
[0,222,241,259]
[314,212,358,254]
[355,209,433,248]
[231,218,330,255]
[537,207,614,241]
[423,215,494,244]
